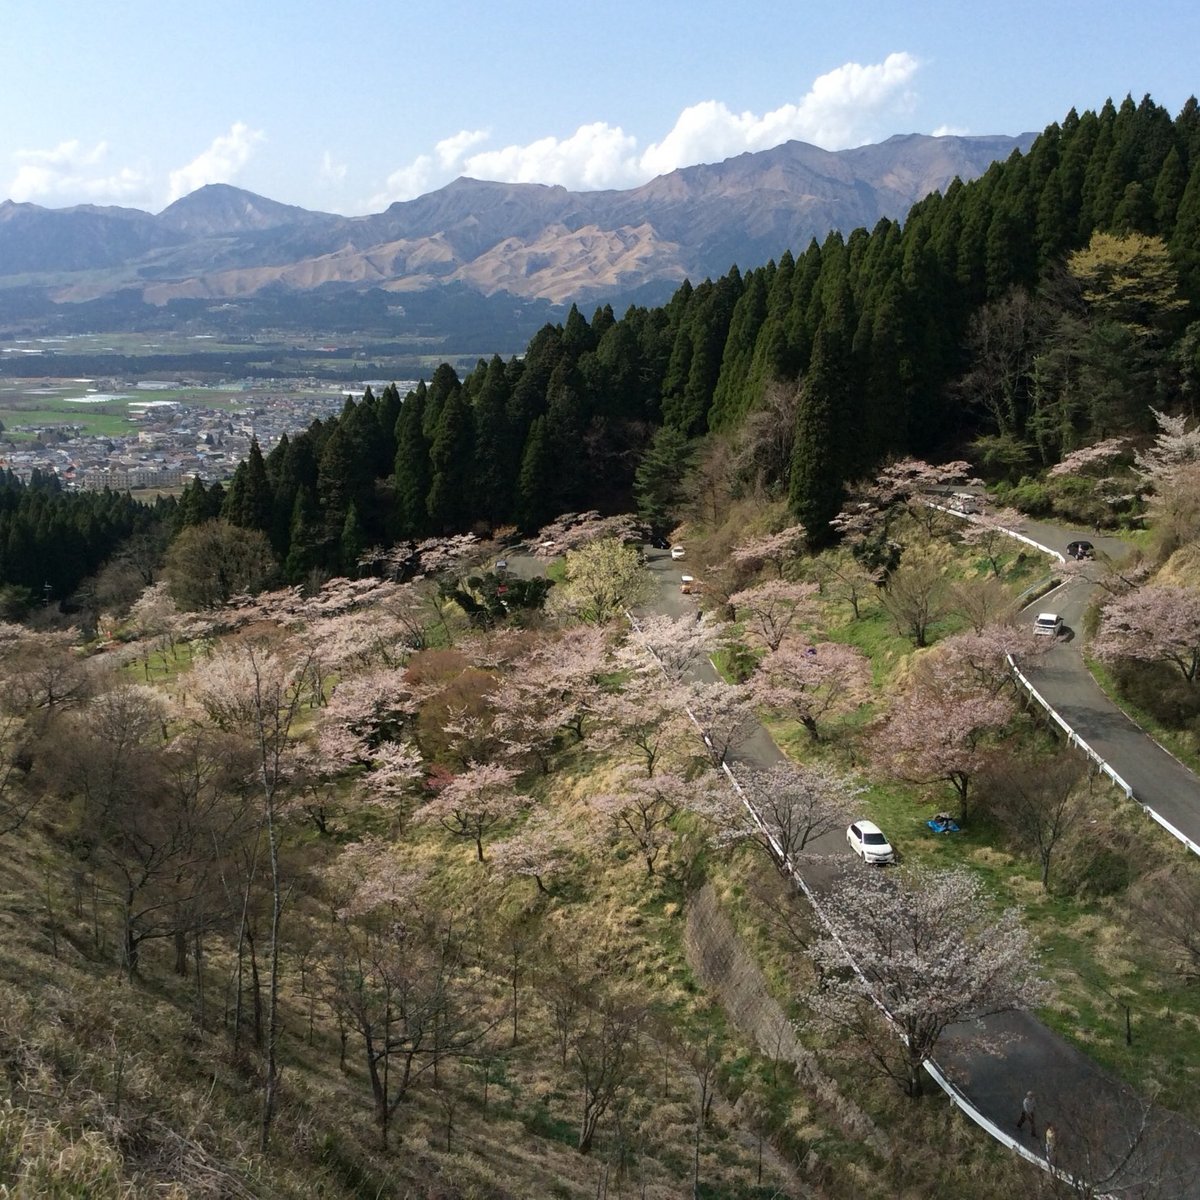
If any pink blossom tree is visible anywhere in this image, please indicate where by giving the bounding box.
[595,675,689,777]
[1094,585,1200,684]
[681,679,759,766]
[489,809,575,894]
[589,767,724,876]
[872,652,1014,818]
[730,524,806,578]
[729,579,820,653]
[749,641,872,741]
[415,762,529,861]
[728,761,859,875]
[620,611,727,685]
[811,865,1044,1098]
[937,624,1048,697]
[957,507,1027,576]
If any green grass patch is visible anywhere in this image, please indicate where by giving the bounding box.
[1084,654,1200,774]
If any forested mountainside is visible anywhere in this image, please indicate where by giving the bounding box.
[2,94,1199,609]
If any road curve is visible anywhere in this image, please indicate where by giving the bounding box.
[637,541,1200,1196]
[1001,517,1200,854]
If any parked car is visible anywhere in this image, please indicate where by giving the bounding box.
[1033,612,1064,637]
[670,545,686,560]
[1066,540,1095,560]
[847,820,895,865]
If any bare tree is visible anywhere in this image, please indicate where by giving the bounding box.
[188,636,315,1152]
[880,546,953,648]
[571,991,647,1154]
[1127,862,1200,985]
[990,756,1088,888]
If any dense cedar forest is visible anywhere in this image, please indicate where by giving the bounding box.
[4,94,1200,606]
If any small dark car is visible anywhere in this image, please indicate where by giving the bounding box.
[1066,540,1095,560]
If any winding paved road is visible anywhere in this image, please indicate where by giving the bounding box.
[1012,518,1200,852]
[635,540,1200,1197]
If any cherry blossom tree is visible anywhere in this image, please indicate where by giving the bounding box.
[595,674,689,777]
[730,524,806,578]
[1134,408,1200,487]
[833,458,977,550]
[937,624,1049,697]
[589,767,724,875]
[872,651,1014,818]
[1047,437,1132,479]
[957,507,1026,576]
[681,679,759,766]
[620,611,727,685]
[487,627,610,771]
[748,641,872,741]
[811,865,1044,1098]
[729,579,820,653]
[531,511,646,558]
[489,808,575,894]
[415,762,529,861]
[319,666,417,755]
[1094,585,1200,684]
[728,761,859,875]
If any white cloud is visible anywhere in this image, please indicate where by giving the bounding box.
[463,122,639,190]
[319,150,347,187]
[641,52,919,175]
[436,129,489,171]
[8,139,150,206]
[167,122,265,202]
[932,123,970,137]
[364,52,921,211]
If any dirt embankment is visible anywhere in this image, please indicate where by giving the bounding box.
[685,882,888,1157]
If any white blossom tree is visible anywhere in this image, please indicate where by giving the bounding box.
[681,678,759,766]
[749,641,872,742]
[415,762,529,862]
[729,579,820,653]
[729,761,859,875]
[1094,585,1200,685]
[811,865,1044,1098]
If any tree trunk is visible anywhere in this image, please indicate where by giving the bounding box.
[174,927,189,976]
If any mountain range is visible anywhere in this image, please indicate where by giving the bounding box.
[0,131,1035,322]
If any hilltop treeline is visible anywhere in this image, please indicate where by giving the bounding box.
[5,94,1200,601]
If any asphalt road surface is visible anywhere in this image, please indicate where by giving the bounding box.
[1012,518,1200,851]
[635,539,1200,1196]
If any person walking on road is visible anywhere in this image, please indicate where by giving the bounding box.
[1017,1090,1038,1138]
[1044,1123,1056,1165]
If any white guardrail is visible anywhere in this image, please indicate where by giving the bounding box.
[623,606,1079,1185]
[931,503,1200,862]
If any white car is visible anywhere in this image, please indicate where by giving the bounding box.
[670,545,686,560]
[847,819,895,865]
[1033,612,1063,637]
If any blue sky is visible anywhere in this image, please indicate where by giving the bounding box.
[3,0,1197,216]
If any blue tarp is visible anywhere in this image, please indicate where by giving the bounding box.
[927,817,960,833]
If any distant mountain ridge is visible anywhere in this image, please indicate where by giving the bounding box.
[0,132,1035,314]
